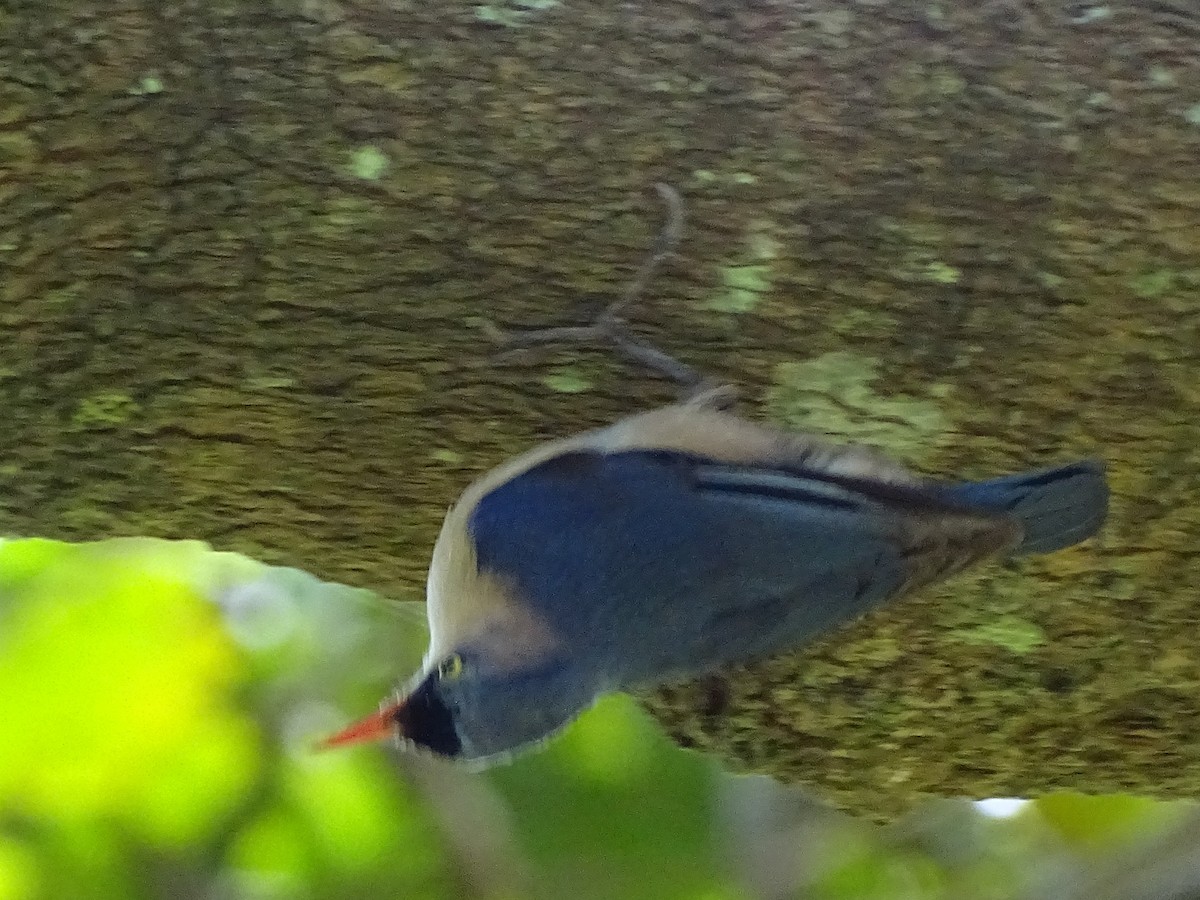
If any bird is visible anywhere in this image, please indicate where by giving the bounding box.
[318,389,1108,766]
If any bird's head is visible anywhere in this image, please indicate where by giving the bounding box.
[318,645,595,766]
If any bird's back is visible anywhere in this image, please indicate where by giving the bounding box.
[465,448,1014,685]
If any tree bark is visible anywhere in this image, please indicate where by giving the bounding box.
[2,0,1198,819]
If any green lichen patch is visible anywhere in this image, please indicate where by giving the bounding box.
[878,217,963,286]
[746,229,779,261]
[1147,65,1176,87]
[71,392,140,431]
[765,351,949,460]
[712,264,772,313]
[690,169,758,186]
[896,252,960,285]
[347,145,389,182]
[243,374,297,391]
[315,196,388,237]
[707,221,780,313]
[1129,268,1176,299]
[0,133,38,167]
[44,282,84,309]
[953,615,1047,655]
[130,75,164,96]
[474,0,559,27]
[541,366,593,394]
[829,307,900,339]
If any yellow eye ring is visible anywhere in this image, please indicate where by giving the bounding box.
[437,654,465,681]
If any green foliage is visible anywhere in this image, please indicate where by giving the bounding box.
[0,538,1192,900]
[1035,794,1182,849]
[0,539,727,900]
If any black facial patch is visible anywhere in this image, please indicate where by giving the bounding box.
[394,677,462,758]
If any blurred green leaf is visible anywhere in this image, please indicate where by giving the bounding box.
[1,536,1194,900]
[0,839,39,900]
[284,756,407,872]
[229,809,314,891]
[1034,793,1179,848]
[0,542,248,835]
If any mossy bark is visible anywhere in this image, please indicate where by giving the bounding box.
[2,0,1198,819]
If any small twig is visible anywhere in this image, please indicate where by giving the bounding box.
[607,182,685,321]
[488,183,724,401]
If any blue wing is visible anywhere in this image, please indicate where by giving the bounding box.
[466,449,1003,685]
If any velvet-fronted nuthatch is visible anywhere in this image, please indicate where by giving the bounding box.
[320,393,1106,764]
[319,185,1108,766]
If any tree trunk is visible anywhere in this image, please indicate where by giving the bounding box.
[2,0,1198,819]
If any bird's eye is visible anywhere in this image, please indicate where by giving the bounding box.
[437,654,465,681]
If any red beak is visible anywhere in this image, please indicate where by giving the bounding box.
[316,700,405,751]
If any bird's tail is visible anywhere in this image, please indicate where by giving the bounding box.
[942,460,1109,556]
